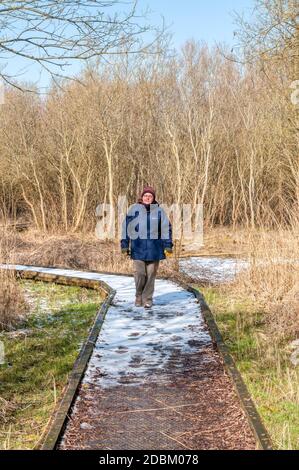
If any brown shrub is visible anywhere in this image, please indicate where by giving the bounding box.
[0,269,28,331]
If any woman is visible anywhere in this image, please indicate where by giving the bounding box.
[121,186,173,308]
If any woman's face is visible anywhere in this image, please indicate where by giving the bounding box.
[142,192,154,204]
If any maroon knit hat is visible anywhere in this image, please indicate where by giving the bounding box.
[140,186,156,199]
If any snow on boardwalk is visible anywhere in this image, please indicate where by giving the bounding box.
[1,264,256,450]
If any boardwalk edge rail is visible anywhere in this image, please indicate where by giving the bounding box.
[0,266,116,451]
[1,265,272,450]
[184,282,273,451]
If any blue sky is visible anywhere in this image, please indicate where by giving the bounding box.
[1,0,256,91]
[141,0,255,50]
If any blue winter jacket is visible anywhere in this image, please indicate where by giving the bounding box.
[120,202,173,261]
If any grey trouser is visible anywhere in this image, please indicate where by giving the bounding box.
[133,260,160,302]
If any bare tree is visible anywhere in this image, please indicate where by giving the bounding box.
[0,40,297,231]
[232,0,298,72]
[0,0,164,91]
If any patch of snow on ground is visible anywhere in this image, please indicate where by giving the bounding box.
[179,257,249,283]
[0,264,213,389]
[82,277,212,388]
[179,256,299,284]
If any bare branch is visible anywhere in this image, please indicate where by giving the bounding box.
[0,0,166,91]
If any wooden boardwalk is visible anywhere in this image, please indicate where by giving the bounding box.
[0,265,260,450]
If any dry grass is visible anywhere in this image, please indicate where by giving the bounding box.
[0,270,29,331]
[0,227,194,285]
[0,236,29,331]
[228,226,299,340]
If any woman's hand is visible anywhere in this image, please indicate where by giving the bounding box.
[121,248,131,257]
[164,248,173,258]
